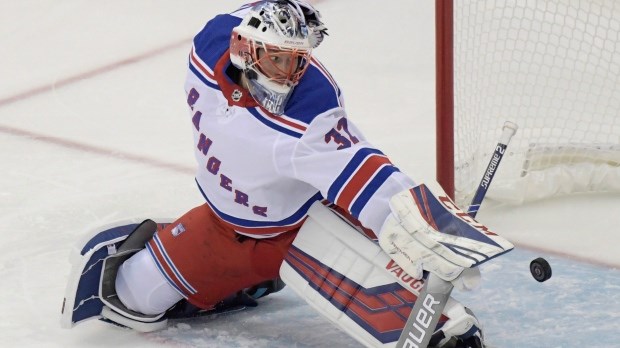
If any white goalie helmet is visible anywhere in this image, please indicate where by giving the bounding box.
[230,0,326,114]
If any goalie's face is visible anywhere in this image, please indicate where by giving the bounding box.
[228,1,314,114]
[252,44,311,87]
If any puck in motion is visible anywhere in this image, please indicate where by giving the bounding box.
[530,257,552,282]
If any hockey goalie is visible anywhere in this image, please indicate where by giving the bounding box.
[60,1,513,347]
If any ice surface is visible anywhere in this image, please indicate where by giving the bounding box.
[1,0,619,347]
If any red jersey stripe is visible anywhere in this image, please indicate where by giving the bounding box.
[337,155,392,209]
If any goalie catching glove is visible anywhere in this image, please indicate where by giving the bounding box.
[378,182,514,287]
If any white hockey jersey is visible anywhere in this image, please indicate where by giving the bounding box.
[185,5,415,238]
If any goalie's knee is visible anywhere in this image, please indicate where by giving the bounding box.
[116,248,183,315]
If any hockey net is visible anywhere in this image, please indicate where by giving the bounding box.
[436,0,620,206]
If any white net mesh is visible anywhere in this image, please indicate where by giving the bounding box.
[452,0,620,206]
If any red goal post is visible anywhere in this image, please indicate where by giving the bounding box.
[435,0,620,207]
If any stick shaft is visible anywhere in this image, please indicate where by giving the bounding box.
[467,121,518,218]
[396,274,453,348]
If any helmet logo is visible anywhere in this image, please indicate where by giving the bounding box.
[231,89,243,102]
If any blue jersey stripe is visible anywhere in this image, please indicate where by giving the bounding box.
[350,165,400,217]
[327,148,384,202]
[189,63,220,91]
[247,108,304,138]
[196,179,322,228]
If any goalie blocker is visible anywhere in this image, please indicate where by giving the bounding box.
[280,182,512,347]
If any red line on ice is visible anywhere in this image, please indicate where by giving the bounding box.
[0,125,193,175]
[0,38,190,108]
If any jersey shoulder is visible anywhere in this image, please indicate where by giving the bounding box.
[192,12,244,70]
[284,58,344,124]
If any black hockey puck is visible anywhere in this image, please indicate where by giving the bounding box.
[530,257,552,282]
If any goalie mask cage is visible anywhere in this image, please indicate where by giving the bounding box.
[436,0,620,207]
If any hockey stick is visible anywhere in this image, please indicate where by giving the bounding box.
[396,273,453,348]
[395,121,518,348]
[467,121,518,218]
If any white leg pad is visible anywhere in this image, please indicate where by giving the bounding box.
[281,202,458,347]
